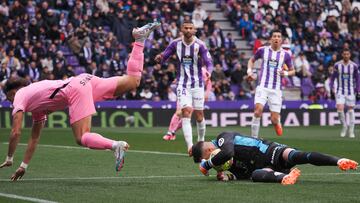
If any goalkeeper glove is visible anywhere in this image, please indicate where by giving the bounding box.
[199,159,212,176]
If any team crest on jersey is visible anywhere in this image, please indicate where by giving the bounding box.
[218,138,225,147]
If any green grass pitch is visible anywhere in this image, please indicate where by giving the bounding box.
[0,126,359,202]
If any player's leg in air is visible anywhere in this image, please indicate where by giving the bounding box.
[70,22,160,172]
[163,106,182,141]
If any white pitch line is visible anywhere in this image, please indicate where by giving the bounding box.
[0,192,57,203]
[2,143,188,156]
[0,172,359,183]
[0,175,203,182]
[303,172,360,176]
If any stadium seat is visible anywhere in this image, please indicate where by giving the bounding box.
[301,78,315,100]
[74,66,86,75]
[353,2,360,9]
[230,84,240,96]
[250,1,258,10]
[334,1,342,11]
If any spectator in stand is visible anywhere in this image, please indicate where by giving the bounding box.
[239,13,253,41]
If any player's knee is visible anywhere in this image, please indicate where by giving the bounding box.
[182,108,192,117]
[133,77,141,87]
[254,109,262,117]
[195,111,204,122]
[175,110,182,117]
[196,116,204,122]
[128,77,141,89]
[251,169,267,182]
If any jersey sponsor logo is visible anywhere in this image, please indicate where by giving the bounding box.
[342,73,350,80]
[182,55,193,67]
[268,60,279,69]
[218,138,225,147]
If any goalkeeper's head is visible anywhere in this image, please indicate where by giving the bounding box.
[192,141,217,163]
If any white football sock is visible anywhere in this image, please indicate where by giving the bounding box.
[197,119,206,141]
[182,118,193,149]
[338,111,346,127]
[251,116,261,138]
[348,109,355,135]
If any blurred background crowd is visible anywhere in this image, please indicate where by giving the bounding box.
[0,0,359,102]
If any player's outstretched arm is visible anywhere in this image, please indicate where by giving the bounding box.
[10,121,44,181]
[0,111,24,169]
[155,41,176,64]
[246,57,256,81]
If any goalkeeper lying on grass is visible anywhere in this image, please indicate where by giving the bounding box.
[192,131,358,185]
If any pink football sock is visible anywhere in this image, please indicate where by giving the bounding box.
[168,113,182,133]
[81,132,115,150]
[127,42,144,77]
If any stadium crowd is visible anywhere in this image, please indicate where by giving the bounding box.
[0,0,359,102]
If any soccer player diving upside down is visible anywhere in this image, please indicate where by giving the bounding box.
[0,22,160,181]
[192,131,358,185]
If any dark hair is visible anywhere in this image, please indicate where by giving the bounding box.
[192,141,204,163]
[342,48,351,53]
[3,77,29,94]
[182,20,194,26]
[270,29,282,37]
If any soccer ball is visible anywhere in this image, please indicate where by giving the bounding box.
[209,149,233,172]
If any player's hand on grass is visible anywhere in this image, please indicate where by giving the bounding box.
[0,160,13,168]
[216,171,225,181]
[11,167,25,181]
[0,156,13,168]
[199,159,210,176]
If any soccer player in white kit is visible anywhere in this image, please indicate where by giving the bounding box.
[246,30,295,138]
[330,48,359,138]
[155,21,213,154]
